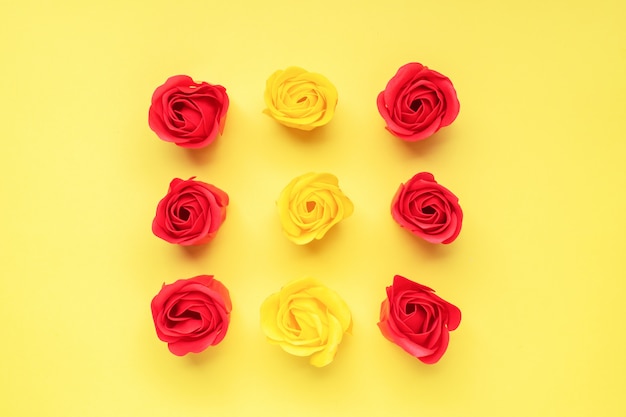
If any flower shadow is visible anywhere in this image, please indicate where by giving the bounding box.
[184,347,223,366]
[182,137,224,165]
[280,123,333,145]
[179,241,214,260]
[391,125,456,157]
[393,227,453,261]
[298,221,349,256]
[413,236,453,259]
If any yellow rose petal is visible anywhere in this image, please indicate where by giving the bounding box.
[259,277,352,367]
[279,277,323,299]
[309,314,345,367]
[305,286,352,332]
[259,293,285,342]
[277,340,324,357]
[277,173,353,245]
[263,67,338,131]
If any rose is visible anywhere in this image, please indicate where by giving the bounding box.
[151,275,232,356]
[152,177,229,245]
[148,75,229,148]
[391,172,462,244]
[263,66,338,131]
[260,277,352,367]
[277,172,354,244]
[378,275,461,364]
[377,62,460,141]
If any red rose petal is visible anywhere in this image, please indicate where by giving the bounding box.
[377,63,459,141]
[378,275,460,364]
[152,178,229,246]
[151,275,231,356]
[391,172,462,244]
[148,75,229,148]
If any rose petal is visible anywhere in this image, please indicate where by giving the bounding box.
[150,276,231,356]
[263,67,338,130]
[309,313,344,367]
[377,63,459,141]
[277,173,352,245]
[260,277,351,366]
[391,173,462,244]
[378,275,460,364]
[152,178,228,245]
[148,75,229,148]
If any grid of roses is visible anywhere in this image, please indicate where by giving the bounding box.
[147,63,463,367]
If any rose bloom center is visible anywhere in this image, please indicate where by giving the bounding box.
[178,206,191,221]
[410,99,422,111]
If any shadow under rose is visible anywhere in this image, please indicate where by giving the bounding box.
[279,122,333,145]
[184,345,226,366]
[298,234,330,255]
[413,235,455,259]
[390,124,456,157]
[393,227,454,261]
[179,241,214,260]
[182,136,224,165]
[296,221,350,256]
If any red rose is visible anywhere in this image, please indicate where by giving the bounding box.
[148,75,229,148]
[378,275,461,364]
[377,62,460,141]
[391,172,462,244]
[152,177,229,245]
[151,275,232,356]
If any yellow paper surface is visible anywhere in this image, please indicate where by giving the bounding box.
[1,0,625,416]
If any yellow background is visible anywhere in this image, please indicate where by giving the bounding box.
[2,0,625,415]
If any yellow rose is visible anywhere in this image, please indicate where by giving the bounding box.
[260,277,352,367]
[263,66,338,131]
[277,172,354,245]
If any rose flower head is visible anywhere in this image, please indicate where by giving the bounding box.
[148,75,229,148]
[391,172,462,244]
[263,66,338,131]
[152,177,229,246]
[277,172,353,245]
[260,277,352,367]
[377,62,459,141]
[378,275,461,364]
[151,275,232,356]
